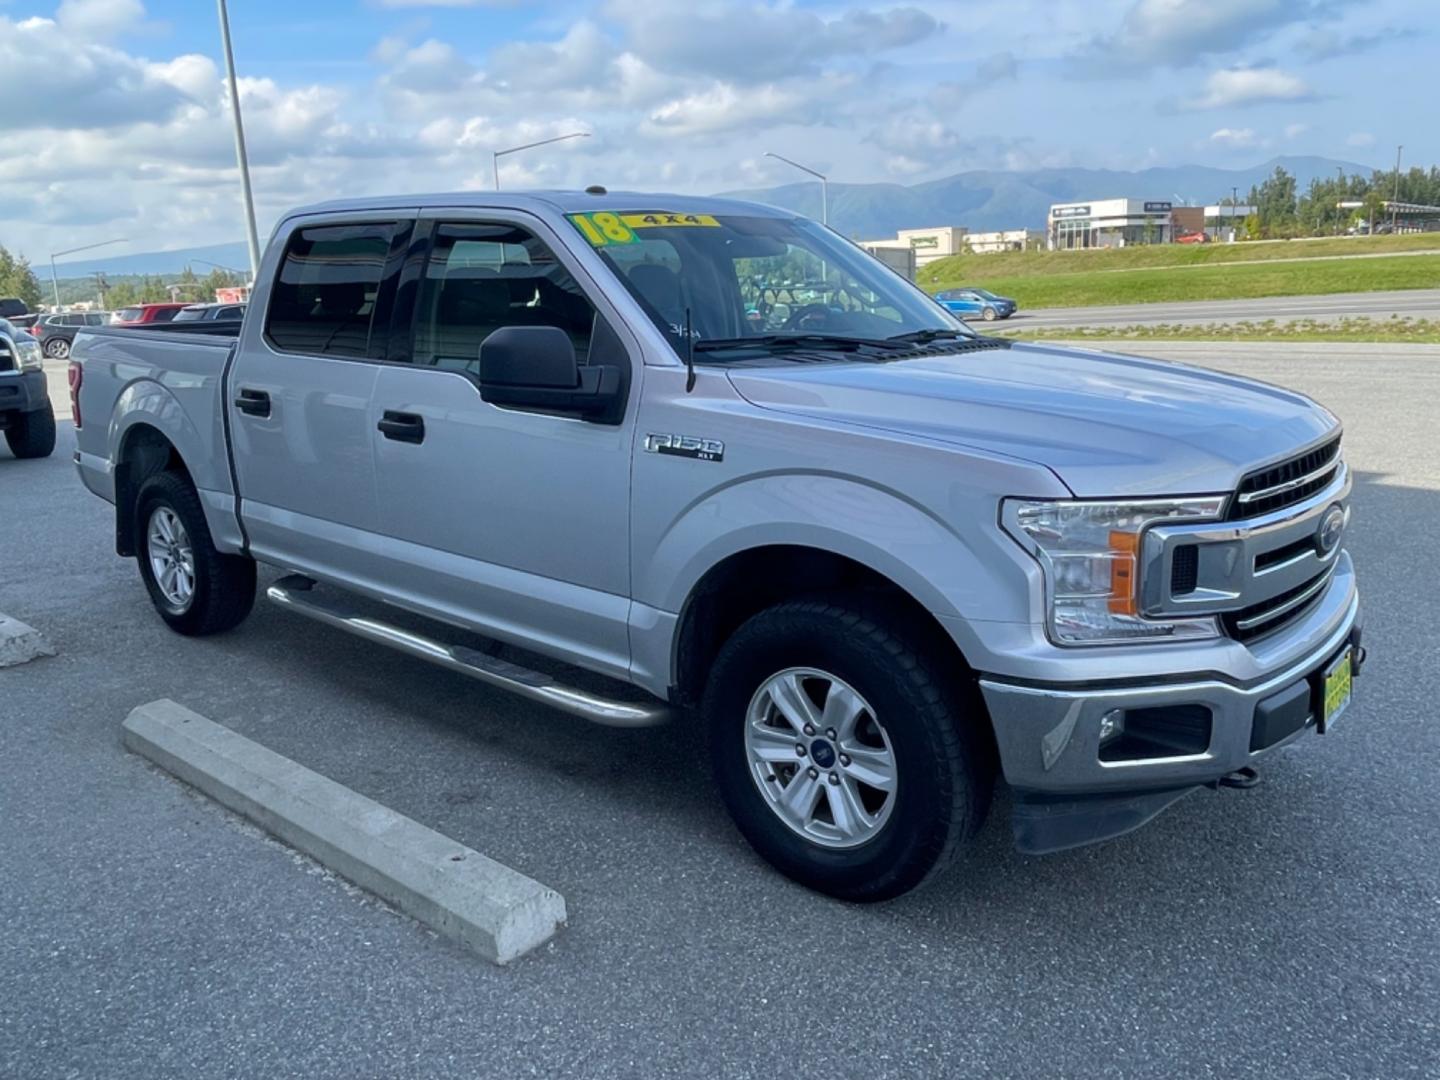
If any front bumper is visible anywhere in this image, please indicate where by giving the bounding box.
[0,370,49,418]
[978,562,1361,853]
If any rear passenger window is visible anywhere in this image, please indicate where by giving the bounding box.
[267,222,399,358]
[412,223,596,374]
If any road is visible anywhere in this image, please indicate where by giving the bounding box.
[3,344,1439,1078]
[1013,287,1440,329]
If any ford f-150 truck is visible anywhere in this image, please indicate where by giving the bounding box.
[71,191,1362,900]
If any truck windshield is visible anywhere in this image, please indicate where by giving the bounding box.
[568,210,971,360]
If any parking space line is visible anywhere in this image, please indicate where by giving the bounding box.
[121,699,567,965]
[0,614,56,669]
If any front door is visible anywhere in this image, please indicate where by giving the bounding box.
[368,214,639,678]
[229,215,411,582]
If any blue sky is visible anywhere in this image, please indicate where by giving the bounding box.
[0,0,1433,260]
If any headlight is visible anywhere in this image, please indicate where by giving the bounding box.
[1003,496,1226,646]
[15,335,43,372]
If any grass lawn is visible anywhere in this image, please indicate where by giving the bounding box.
[917,232,1440,290]
[950,254,1440,309]
[994,316,1440,344]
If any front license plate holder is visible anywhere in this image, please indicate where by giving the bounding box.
[1316,647,1353,734]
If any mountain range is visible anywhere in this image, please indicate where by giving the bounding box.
[50,156,1375,278]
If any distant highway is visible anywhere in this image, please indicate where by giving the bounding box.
[1010,288,1440,329]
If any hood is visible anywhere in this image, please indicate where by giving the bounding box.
[727,341,1337,497]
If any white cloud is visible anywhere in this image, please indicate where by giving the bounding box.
[1185,67,1314,109]
[1284,122,1309,139]
[1347,131,1376,148]
[1209,127,1261,149]
[1073,0,1324,72]
[55,0,144,38]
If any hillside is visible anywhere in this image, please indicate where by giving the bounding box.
[723,156,1376,239]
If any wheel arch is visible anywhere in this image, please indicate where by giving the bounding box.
[113,422,193,557]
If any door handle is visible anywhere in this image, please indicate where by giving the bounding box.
[378,410,425,444]
[234,388,270,417]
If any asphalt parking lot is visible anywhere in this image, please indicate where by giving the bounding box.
[2,344,1438,1079]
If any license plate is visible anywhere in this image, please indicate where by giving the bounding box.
[1319,648,1353,733]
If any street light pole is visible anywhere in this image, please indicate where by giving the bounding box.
[48,238,127,310]
[765,152,828,225]
[217,0,261,281]
[1391,144,1403,233]
[492,132,591,190]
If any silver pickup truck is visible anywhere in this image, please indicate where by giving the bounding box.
[72,191,1363,900]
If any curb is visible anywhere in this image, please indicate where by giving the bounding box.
[122,699,566,964]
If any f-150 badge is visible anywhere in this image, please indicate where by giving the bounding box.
[644,434,725,462]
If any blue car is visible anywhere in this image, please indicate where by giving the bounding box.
[934,287,1017,322]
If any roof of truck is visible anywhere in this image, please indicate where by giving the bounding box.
[285,190,797,221]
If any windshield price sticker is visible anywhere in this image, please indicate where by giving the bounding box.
[569,212,720,247]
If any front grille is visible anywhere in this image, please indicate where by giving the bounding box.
[1229,435,1342,519]
[1222,565,1336,642]
[1171,544,1198,595]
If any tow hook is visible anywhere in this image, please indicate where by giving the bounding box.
[1215,765,1262,790]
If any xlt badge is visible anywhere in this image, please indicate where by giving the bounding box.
[644,434,725,462]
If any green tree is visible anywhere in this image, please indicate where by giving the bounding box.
[1248,166,1299,237]
[0,245,44,309]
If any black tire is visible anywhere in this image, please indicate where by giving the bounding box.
[704,598,991,901]
[981,306,997,321]
[134,471,256,636]
[44,338,69,359]
[5,401,56,459]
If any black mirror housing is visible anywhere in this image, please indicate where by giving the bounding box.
[478,325,623,423]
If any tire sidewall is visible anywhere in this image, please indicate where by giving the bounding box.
[706,605,965,898]
[982,306,996,321]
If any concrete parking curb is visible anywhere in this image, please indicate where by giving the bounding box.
[0,614,56,668]
[122,699,566,964]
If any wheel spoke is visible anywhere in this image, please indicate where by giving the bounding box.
[821,681,867,740]
[749,724,799,763]
[768,672,821,734]
[777,770,822,823]
[155,512,174,544]
[825,775,873,840]
[840,743,896,793]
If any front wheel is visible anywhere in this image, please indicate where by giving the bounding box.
[134,471,256,635]
[5,402,56,459]
[705,599,990,901]
[981,306,997,321]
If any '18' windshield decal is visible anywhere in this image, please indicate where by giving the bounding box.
[569,212,720,247]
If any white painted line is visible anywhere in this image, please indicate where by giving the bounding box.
[122,699,566,964]
[0,614,56,669]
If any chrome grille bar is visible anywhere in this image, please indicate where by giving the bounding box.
[1232,562,1338,633]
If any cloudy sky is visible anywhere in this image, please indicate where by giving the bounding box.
[1,0,1432,262]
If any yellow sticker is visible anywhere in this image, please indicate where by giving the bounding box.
[569,212,638,246]
[620,213,721,229]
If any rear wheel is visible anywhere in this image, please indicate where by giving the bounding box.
[705,598,990,901]
[134,471,256,635]
[5,402,56,459]
[44,338,69,359]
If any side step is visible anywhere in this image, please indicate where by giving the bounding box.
[265,575,670,728]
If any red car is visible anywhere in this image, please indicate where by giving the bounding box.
[110,303,189,326]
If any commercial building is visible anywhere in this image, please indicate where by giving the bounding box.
[964,229,1044,254]
[861,242,916,280]
[1048,198,1176,250]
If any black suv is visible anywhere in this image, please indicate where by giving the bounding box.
[36,311,108,359]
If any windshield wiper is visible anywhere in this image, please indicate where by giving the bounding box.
[693,334,903,354]
[885,328,974,345]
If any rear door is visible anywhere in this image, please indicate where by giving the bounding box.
[366,212,640,677]
[229,213,413,582]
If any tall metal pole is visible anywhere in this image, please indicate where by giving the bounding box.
[492,132,591,191]
[217,0,261,281]
[765,152,828,226]
[1391,145,1403,233]
[48,238,127,311]
[50,257,60,309]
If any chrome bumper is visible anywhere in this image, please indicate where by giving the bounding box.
[980,559,1360,797]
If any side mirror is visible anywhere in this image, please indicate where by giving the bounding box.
[478,325,622,421]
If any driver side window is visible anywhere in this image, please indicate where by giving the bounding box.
[412,222,596,374]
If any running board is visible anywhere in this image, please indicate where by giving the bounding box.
[265,575,670,728]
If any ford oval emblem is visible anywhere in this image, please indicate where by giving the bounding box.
[1316,504,1345,555]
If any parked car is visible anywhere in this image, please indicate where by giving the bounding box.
[0,297,29,320]
[8,313,39,331]
[172,302,247,322]
[1176,231,1209,244]
[36,311,109,359]
[72,191,1362,900]
[934,287,1017,321]
[0,316,56,458]
[110,303,188,326]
